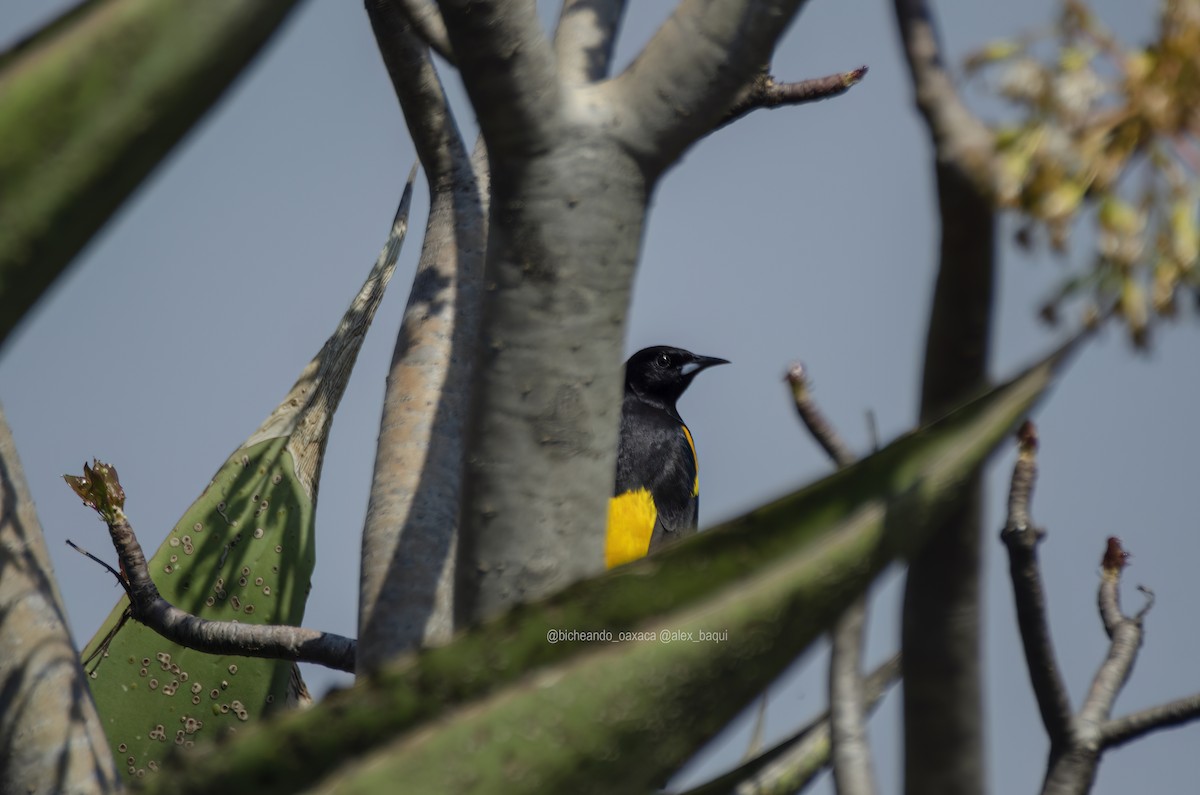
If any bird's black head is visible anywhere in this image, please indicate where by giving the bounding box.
[624,346,729,408]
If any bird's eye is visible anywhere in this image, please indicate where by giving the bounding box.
[655,352,672,368]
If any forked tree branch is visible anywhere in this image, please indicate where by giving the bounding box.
[609,0,814,169]
[998,436,1200,793]
[436,0,563,159]
[66,462,357,673]
[389,0,454,63]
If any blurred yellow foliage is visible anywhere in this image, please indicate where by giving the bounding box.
[967,0,1200,347]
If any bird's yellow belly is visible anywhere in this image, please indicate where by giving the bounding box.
[605,488,657,568]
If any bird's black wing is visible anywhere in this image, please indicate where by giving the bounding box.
[614,399,699,553]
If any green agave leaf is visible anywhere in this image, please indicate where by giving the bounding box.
[0,0,303,347]
[154,336,1081,795]
[78,172,416,781]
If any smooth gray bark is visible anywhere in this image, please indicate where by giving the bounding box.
[438,0,814,623]
[359,2,484,666]
[0,406,118,795]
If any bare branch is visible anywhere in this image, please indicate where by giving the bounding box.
[436,0,563,160]
[65,538,129,594]
[785,362,856,468]
[360,3,484,667]
[387,0,454,63]
[1097,537,1133,636]
[1079,539,1144,728]
[67,461,356,673]
[609,0,813,169]
[785,361,875,793]
[998,421,1074,744]
[892,0,993,186]
[554,0,627,83]
[1041,537,1146,793]
[1102,693,1200,749]
[680,655,901,795]
[718,65,869,131]
[829,600,878,795]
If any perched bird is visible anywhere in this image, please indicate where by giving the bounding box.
[606,346,728,568]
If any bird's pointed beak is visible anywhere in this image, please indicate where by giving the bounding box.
[680,355,730,376]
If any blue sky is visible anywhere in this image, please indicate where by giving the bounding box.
[3,2,1197,792]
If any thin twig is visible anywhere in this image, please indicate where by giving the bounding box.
[1102,693,1200,749]
[1080,539,1145,728]
[718,66,869,132]
[680,655,901,795]
[785,362,856,468]
[865,409,880,452]
[65,539,130,595]
[998,421,1074,745]
[67,461,357,672]
[742,693,770,761]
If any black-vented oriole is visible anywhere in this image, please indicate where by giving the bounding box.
[606,346,728,568]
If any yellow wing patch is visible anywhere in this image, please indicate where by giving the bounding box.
[606,488,657,569]
[681,424,699,497]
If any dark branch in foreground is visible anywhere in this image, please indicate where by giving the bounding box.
[66,460,356,673]
[717,65,869,132]
[997,432,1200,794]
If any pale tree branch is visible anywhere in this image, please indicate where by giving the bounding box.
[999,421,1074,745]
[389,0,454,63]
[1078,541,1144,729]
[66,462,357,673]
[786,361,876,795]
[1102,693,1200,749]
[829,602,877,795]
[0,407,118,794]
[609,0,814,170]
[716,65,869,132]
[554,0,627,84]
[1040,538,1145,794]
[681,655,902,795]
[359,1,485,668]
[892,0,994,187]
[893,1,996,791]
[1001,521,1200,794]
[436,0,563,160]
